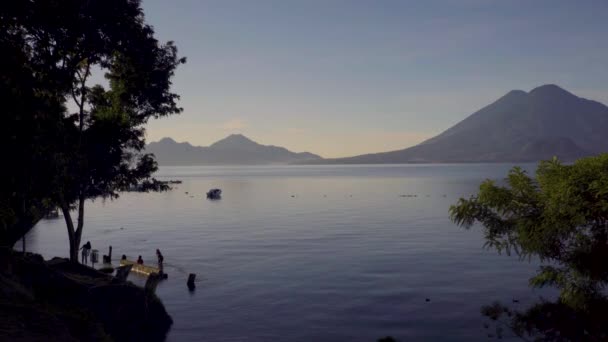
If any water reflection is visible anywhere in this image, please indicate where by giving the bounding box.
[28,165,546,341]
[482,294,608,341]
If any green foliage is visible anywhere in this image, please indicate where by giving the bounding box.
[450,155,608,297]
[1,0,184,256]
[451,155,608,340]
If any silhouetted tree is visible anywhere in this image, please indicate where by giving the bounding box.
[450,155,608,340]
[1,0,185,261]
[0,17,65,247]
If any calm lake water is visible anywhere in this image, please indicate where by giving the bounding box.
[27,164,550,341]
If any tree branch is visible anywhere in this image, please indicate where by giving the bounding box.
[78,62,90,133]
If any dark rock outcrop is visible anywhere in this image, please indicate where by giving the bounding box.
[0,249,172,341]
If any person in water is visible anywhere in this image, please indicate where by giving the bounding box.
[80,241,92,265]
[156,249,164,274]
[137,255,144,264]
[121,254,127,261]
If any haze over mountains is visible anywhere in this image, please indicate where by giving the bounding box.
[149,85,608,165]
[146,134,321,165]
[309,84,608,164]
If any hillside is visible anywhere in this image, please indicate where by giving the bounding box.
[313,85,608,163]
[146,134,322,165]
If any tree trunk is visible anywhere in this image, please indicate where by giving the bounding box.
[60,192,86,263]
[61,203,78,263]
[74,194,85,256]
[54,63,91,263]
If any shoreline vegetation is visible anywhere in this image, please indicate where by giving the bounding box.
[0,249,172,341]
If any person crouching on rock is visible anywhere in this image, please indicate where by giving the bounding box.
[80,241,92,265]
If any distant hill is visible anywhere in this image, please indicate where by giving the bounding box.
[146,134,322,165]
[310,84,608,164]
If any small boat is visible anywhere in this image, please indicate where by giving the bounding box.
[120,259,161,276]
[207,188,222,200]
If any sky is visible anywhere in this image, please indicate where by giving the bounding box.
[138,0,608,158]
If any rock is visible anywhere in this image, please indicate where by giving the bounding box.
[377,337,398,342]
[98,266,115,274]
[187,273,196,291]
[0,248,172,341]
[88,284,172,341]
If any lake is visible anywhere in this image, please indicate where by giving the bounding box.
[27,164,550,341]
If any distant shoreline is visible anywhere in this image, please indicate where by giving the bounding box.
[153,160,549,167]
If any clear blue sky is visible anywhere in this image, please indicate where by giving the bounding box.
[141,0,608,157]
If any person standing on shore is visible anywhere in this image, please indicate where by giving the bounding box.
[156,249,164,274]
[80,241,92,264]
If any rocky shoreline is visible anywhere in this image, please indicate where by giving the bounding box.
[0,249,172,341]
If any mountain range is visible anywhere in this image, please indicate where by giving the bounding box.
[309,84,608,163]
[147,85,608,165]
[145,134,321,165]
